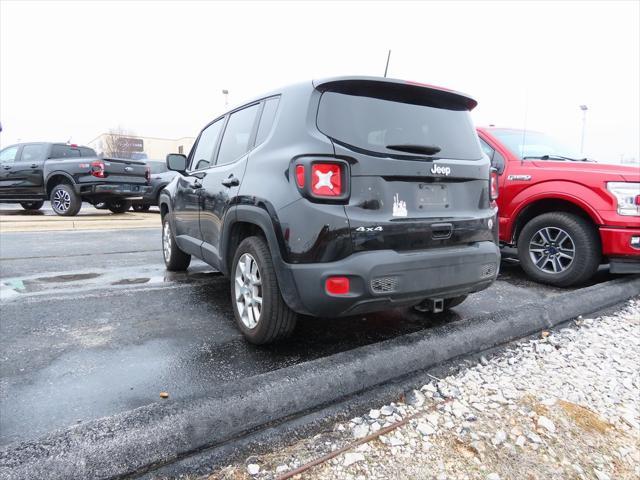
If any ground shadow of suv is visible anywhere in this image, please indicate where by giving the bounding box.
[160,76,500,344]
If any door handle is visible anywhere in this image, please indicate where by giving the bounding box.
[2,165,10,170]
[192,179,202,189]
[221,175,240,187]
[30,163,38,168]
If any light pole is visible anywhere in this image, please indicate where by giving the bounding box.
[579,105,588,154]
[222,89,229,107]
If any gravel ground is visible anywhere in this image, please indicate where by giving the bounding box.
[206,299,640,480]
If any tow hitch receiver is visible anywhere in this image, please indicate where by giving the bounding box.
[414,298,445,313]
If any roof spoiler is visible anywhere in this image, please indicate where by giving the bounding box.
[313,76,478,111]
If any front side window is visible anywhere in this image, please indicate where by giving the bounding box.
[21,144,48,162]
[480,139,495,160]
[191,119,224,170]
[216,103,260,166]
[0,146,19,163]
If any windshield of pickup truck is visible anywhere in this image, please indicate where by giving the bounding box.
[491,129,588,161]
[317,91,482,160]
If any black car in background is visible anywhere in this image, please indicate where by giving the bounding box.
[130,160,178,212]
[0,142,150,215]
[159,76,500,344]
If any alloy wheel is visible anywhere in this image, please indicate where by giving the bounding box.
[52,189,71,213]
[162,221,172,262]
[528,226,575,274]
[234,253,263,329]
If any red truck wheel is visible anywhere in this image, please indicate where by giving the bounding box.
[517,212,600,287]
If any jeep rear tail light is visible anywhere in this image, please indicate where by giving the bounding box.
[145,165,151,183]
[325,276,350,295]
[490,170,499,200]
[312,163,342,196]
[90,160,105,178]
[295,165,305,188]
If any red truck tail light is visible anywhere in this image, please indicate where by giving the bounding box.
[325,276,350,295]
[635,194,640,206]
[90,161,105,178]
[490,170,499,200]
[311,163,342,196]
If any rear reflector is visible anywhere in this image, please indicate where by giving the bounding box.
[312,163,342,196]
[325,276,350,295]
[295,165,305,188]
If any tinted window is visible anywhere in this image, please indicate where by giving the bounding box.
[491,129,583,160]
[317,91,482,160]
[0,146,19,163]
[255,97,280,146]
[50,145,81,158]
[21,144,48,162]
[191,119,223,170]
[216,104,260,165]
[480,139,495,160]
[148,161,167,174]
[80,147,97,157]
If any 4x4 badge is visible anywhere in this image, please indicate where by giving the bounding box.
[355,226,383,232]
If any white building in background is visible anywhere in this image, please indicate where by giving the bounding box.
[87,133,196,161]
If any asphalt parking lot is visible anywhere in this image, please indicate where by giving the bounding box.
[0,203,624,450]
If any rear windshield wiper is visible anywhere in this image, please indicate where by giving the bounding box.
[386,144,441,155]
[523,154,588,162]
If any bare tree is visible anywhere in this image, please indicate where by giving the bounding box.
[102,127,141,159]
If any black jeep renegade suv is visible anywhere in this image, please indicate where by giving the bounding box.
[160,76,500,344]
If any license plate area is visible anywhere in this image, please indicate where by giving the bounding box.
[417,183,449,208]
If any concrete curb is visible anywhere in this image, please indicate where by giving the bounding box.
[1,276,638,480]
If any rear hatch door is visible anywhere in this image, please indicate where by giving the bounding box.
[315,78,494,253]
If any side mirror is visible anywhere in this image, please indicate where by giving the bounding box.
[166,153,187,173]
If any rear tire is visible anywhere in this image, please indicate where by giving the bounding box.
[517,212,600,287]
[20,201,44,211]
[162,216,191,271]
[230,236,297,344]
[107,199,131,214]
[50,183,82,216]
[132,203,151,212]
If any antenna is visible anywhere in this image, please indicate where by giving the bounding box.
[384,50,391,77]
[520,88,529,164]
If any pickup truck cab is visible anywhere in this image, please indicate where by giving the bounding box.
[478,127,640,286]
[0,142,150,216]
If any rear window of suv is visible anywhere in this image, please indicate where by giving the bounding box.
[317,90,482,160]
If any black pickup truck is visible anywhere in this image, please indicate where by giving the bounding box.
[0,142,150,216]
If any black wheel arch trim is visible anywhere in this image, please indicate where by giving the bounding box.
[45,171,77,193]
[221,204,307,314]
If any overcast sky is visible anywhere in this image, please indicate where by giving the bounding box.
[1,0,638,162]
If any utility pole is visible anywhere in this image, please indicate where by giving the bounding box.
[222,89,229,107]
[579,105,588,153]
[384,50,391,77]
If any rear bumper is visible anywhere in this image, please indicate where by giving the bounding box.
[76,183,151,199]
[282,241,500,317]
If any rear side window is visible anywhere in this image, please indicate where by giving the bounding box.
[255,97,280,146]
[191,119,224,170]
[80,147,97,157]
[21,144,48,162]
[317,91,481,160]
[216,103,260,166]
[50,145,81,158]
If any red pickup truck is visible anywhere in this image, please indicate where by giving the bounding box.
[478,127,640,286]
